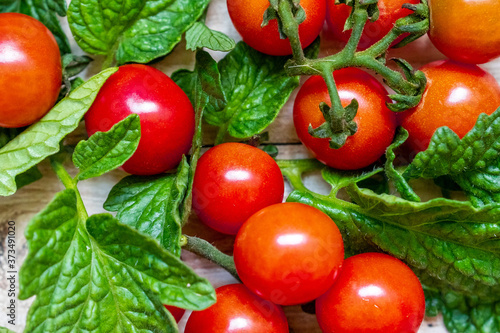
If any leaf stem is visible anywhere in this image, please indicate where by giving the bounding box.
[50,158,89,220]
[183,235,240,281]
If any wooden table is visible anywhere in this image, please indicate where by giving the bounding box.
[1,0,500,331]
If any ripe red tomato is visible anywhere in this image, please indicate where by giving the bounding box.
[399,60,500,154]
[0,13,62,128]
[316,252,425,333]
[428,0,500,64]
[164,305,185,323]
[85,64,195,175]
[192,142,284,235]
[233,202,344,306]
[227,0,326,56]
[184,284,289,333]
[293,68,396,170]
[326,0,419,50]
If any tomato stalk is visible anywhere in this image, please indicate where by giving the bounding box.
[182,235,240,280]
[49,157,89,221]
[273,0,429,148]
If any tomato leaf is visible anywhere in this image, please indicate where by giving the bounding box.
[14,165,42,189]
[404,107,500,207]
[204,42,300,144]
[19,189,216,333]
[425,288,500,333]
[67,0,210,65]
[0,0,71,54]
[104,158,189,257]
[0,68,117,197]
[73,114,141,181]
[185,22,235,52]
[283,161,500,301]
[61,53,93,79]
[0,327,15,333]
[384,127,420,201]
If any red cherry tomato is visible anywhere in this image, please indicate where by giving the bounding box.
[227,0,326,56]
[326,0,419,50]
[0,13,62,128]
[185,284,289,333]
[234,202,344,306]
[192,142,284,235]
[293,68,396,170]
[316,252,425,333]
[164,305,185,323]
[428,0,500,64]
[85,64,195,175]
[399,60,500,154]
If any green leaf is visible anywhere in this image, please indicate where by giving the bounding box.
[404,107,500,206]
[204,42,300,144]
[104,158,189,257]
[0,0,71,54]
[185,22,235,52]
[385,127,420,201]
[68,0,210,65]
[15,165,42,189]
[0,68,117,196]
[20,189,216,333]
[62,54,93,78]
[0,327,15,333]
[426,288,500,333]
[73,114,141,181]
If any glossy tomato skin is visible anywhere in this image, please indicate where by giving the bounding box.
[227,0,326,56]
[400,60,500,154]
[164,305,185,323]
[0,13,62,128]
[326,0,419,49]
[316,252,425,333]
[85,64,195,175]
[428,0,500,64]
[293,68,396,170]
[234,202,344,306]
[185,284,289,333]
[192,142,284,235]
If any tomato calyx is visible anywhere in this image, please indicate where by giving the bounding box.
[277,0,429,150]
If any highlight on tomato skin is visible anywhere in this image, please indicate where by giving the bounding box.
[0,13,62,128]
[233,202,344,306]
[315,252,426,333]
[399,60,500,155]
[227,0,326,56]
[184,283,289,333]
[192,142,284,235]
[293,68,397,170]
[84,64,195,176]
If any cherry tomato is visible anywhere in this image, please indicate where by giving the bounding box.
[85,64,195,175]
[0,13,62,128]
[192,142,284,235]
[399,60,500,154]
[227,0,326,56]
[293,68,396,170]
[316,252,425,333]
[234,202,344,306]
[185,284,289,333]
[164,305,185,323]
[428,0,500,64]
[326,0,419,50]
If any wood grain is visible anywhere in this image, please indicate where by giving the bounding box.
[1,0,500,331]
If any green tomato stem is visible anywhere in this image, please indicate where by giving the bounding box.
[183,235,240,281]
[50,158,89,221]
[277,0,306,63]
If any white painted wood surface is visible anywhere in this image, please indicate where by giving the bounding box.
[1,0,500,331]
